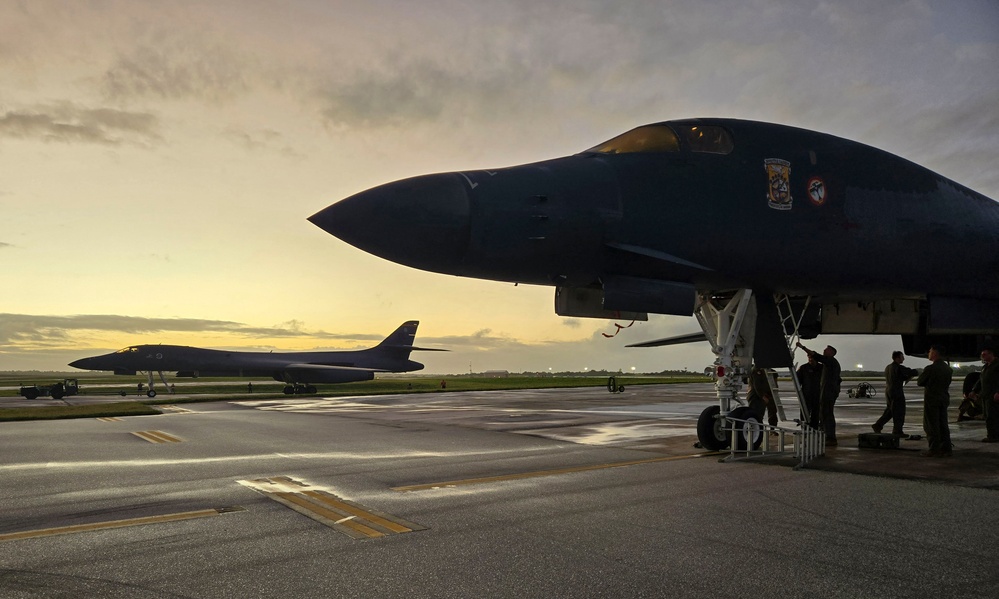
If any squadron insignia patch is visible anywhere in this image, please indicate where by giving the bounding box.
[764,158,792,210]
[806,176,826,205]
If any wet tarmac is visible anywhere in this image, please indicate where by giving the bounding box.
[5,380,997,490]
[227,380,999,491]
[4,380,998,598]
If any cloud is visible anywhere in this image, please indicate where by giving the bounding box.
[220,126,302,157]
[101,41,250,103]
[316,69,442,128]
[0,103,160,145]
[0,242,13,249]
[0,314,237,348]
[0,313,391,349]
[418,328,524,351]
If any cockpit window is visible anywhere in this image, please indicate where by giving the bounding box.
[674,125,734,154]
[585,125,680,154]
[115,347,139,354]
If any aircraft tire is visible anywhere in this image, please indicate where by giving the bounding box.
[730,406,763,450]
[283,385,294,395]
[618,385,625,392]
[147,389,157,398]
[696,405,730,450]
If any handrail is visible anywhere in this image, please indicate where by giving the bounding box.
[722,416,825,469]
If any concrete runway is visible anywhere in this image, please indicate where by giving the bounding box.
[2,382,998,598]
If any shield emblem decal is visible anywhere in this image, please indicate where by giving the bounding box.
[765,158,792,210]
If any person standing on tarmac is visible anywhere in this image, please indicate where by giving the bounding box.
[917,345,953,457]
[873,351,919,438]
[970,347,999,442]
[796,342,842,446]
[746,365,778,429]
[796,354,823,429]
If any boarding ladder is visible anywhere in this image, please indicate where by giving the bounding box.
[723,293,824,468]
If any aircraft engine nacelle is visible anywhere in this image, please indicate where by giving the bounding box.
[816,297,999,360]
[555,286,647,321]
[554,277,695,320]
[278,368,375,384]
[602,276,696,316]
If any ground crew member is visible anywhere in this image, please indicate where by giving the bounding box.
[958,372,983,421]
[917,345,953,457]
[970,348,999,442]
[796,354,822,429]
[873,351,918,437]
[797,342,842,446]
[746,365,778,428]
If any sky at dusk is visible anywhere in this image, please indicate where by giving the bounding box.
[2,0,997,375]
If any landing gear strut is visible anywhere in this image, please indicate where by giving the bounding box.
[143,370,172,398]
[691,289,820,461]
[694,289,756,450]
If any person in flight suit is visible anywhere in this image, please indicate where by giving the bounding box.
[873,351,919,438]
[796,353,823,429]
[746,365,778,428]
[970,347,999,442]
[917,345,953,457]
[797,342,842,446]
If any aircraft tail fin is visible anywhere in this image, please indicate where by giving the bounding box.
[374,321,421,352]
[372,321,448,361]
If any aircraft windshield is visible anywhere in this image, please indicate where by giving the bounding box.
[115,347,139,354]
[585,125,680,154]
[674,124,734,154]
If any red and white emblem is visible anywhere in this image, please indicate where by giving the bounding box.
[806,176,826,205]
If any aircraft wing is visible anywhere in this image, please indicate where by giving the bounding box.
[625,332,708,348]
[284,363,381,384]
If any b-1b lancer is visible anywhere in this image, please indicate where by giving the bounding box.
[309,118,999,450]
[70,320,441,397]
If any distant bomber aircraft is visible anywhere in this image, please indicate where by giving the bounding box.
[309,118,999,450]
[70,321,442,397]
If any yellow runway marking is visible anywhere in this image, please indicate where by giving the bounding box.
[131,430,182,443]
[97,417,122,422]
[240,477,424,540]
[0,507,243,542]
[392,452,724,492]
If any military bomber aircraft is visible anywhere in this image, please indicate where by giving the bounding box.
[308,118,999,450]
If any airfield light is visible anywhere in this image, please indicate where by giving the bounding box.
[954,363,962,368]
[631,366,636,371]
[856,364,863,369]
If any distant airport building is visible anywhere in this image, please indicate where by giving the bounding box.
[483,370,510,378]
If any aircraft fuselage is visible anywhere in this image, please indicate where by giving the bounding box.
[310,119,999,356]
[312,118,999,300]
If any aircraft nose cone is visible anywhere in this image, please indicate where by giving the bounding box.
[309,173,471,274]
[69,357,94,370]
